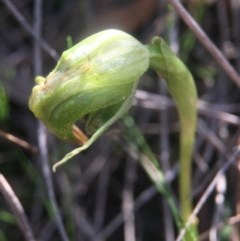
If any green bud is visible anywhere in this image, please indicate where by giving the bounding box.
[29,29,149,148]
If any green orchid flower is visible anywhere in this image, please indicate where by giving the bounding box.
[29,29,149,148]
[29,29,198,237]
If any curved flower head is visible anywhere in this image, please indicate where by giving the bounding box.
[29,29,149,149]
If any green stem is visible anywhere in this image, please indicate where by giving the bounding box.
[146,37,197,233]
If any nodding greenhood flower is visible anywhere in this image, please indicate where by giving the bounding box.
[29,28,197,230]
[29,29,197,174]
[29,29,149,151]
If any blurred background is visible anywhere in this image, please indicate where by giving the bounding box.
[1,0,240,240]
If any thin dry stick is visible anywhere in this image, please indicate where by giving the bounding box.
[93,160,110,235]
[208,3,229,238]
[33,1,69,241]
[135,90,240,126]
[136,89,240,113]
[1,0,59,60]
[209,174,226,240]
[0,174,36,241]
[199,213,240,240]
[122,158,137,241]
[38,117,70,241]
[158,11,179,239]
[159,81,174,241]
[0,130,38,153]
[33,0,42,75]
[192,127,240,199]
[93,170,110,241]
[197,121,225,153]
[231,0,240,72]
[176,145,240,241]
[167,0,240,88]
[92,140,112,241]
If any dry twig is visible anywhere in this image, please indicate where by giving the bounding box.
[167,0,240,87]
[33,1,69,240]
[0,130,38,153]
[1,0,59,60]
[176,145,240,241]
[0,174,36,241]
